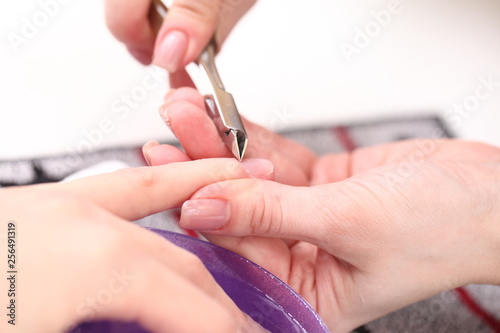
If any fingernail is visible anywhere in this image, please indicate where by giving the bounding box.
[158,105,173,131]
[142,140,159,166]
[181,199,230,230]
[241,159,274,179]
[128,47,152,65]
[154,30,188,72]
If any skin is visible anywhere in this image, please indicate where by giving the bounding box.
[146,87,500,332]
[0,159,271,333]
[106,3,500,329]
[104,0,256,67]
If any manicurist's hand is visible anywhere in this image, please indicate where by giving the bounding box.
[177,140,500,332]
[104,0,256,71]
[0,159,271,333]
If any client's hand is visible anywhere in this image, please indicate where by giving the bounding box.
[142,91,500,331]
[143,87,317,186]
[0,159,270,333]
[143,88,320,298]
[179,139,500,332]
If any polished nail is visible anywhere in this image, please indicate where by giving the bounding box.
[154,30,188,72]
[181,199,230,230]
[241,159,274,180]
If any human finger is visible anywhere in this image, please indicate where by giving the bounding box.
[51,158,274,221]
[142,140,191,166]
[153,0,257,72]
[159,88,315,185]
[104,0,155,64]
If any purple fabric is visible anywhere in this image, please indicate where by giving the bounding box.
[71,228,329,333]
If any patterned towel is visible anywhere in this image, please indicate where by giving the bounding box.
[1,116,499,333]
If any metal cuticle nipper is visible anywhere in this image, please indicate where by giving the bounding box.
[149,0,248,160]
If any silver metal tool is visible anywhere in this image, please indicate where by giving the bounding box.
[149,0,248,160]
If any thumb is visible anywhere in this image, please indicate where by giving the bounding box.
[179,179,354,248]
[153,0,256,72]
[153,0,220,72]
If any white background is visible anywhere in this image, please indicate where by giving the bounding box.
[1,0,499,160]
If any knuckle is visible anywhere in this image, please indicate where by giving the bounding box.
[112,167,158,217]
[39,191,100,222]
[116,167,156,191]
[182,252,207,275]
[175,250,213,282]
[247,182,283,236]
[83,223,128,262]
[174,0,221,23]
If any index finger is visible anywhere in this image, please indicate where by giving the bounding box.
[54,158,268,221]
[163,88,316,185]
